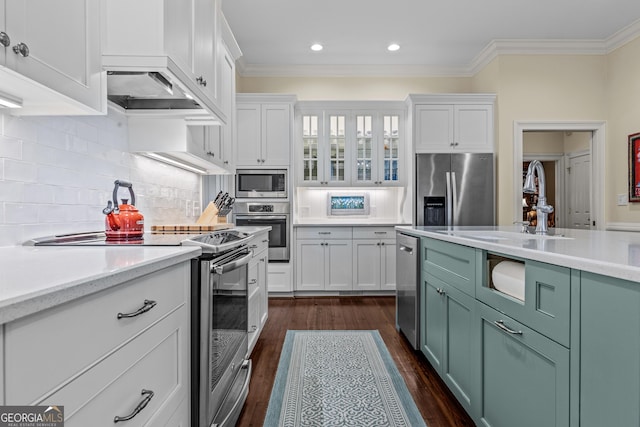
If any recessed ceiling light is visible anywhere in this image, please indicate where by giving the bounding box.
[310,43,323,52]
[387,43,400,52]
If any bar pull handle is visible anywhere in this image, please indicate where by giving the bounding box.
[494,320,523,335]
[451,172,458,226]
[399,245,413,254]
[318,231,331,235]
[374,231,387,234]
[114,389,154,423]
[117,300,157,319]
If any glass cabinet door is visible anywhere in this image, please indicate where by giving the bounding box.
[302,115,320,182]
[355,114,374,184]
[328,114,347,183]
[382,114,400,183]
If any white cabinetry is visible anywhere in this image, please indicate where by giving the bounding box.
[410,94,495,153]
[103,0,231,122]
[352,227,397,291]
[296,227,353,291]
[3,262,190,426]
[248,231,269,355]
[128,116,231,174]
[236,95,296,167]
[268,263,293,293]
[0,0,105,115]
[297,102,405,186]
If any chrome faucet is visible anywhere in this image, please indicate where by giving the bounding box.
[523,160,554,235]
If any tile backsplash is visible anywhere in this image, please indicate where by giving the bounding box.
[0,108,201,246]
[295,187,406,221]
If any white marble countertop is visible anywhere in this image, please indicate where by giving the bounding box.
[294,219,410,227]
[396,225,640,283]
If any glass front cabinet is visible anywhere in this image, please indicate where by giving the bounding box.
[297,102,404,187]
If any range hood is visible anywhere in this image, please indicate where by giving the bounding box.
[106,71,203,111]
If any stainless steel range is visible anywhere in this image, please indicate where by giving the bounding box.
[26,229,256,427]
[184,231,254,427]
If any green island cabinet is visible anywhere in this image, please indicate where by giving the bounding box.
[418,235,640,427]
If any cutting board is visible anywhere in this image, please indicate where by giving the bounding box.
[150,223,233,234]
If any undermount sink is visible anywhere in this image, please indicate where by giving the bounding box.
[435,230,573,241]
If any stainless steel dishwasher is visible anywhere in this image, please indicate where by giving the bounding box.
[396,233,420,350]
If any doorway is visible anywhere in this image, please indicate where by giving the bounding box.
[523,131,592,229]
[513,121,605,230]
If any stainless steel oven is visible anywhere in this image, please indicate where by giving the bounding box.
[235,169,287,198]
[234,201,290,262]
[186,231,255,427]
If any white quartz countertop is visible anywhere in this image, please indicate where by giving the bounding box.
[396,225,640,283]
[0,245,201,325]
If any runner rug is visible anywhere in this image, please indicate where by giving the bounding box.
[264,330,427,427]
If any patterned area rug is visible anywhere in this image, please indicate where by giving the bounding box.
[264,330,427,427]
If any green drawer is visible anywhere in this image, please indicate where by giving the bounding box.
[476,255,571,347]
[422,238,476,297]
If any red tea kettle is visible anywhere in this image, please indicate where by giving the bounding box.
[103,180,144,240]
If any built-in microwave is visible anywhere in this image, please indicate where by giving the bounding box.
[235,169,287,198]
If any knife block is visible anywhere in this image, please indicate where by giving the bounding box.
[196,202,229,225]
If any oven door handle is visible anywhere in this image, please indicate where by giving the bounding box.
[211,250,253,275]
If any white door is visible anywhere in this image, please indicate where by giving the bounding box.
[352,240,381,290]
[236,104,262,166]
[325,240,353,291]
[295,240,325,291]
[262,104,291,166]
[567,153,591,229]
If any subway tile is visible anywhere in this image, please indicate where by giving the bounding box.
[0,181,24,203]
[22,183,54,204]
[5,203,39,224]
[0,135,22,160]
[4,159,37,183]
[3,115,37,142]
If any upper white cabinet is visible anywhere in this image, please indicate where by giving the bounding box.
[102,0,230,122]
[297,102,405,187]
[0,0,105,115]
[236,95,296,167]
[409,94,495,153]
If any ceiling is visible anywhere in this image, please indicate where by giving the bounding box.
[221,0,640,77]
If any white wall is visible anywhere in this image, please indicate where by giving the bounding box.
[0,108,201,246]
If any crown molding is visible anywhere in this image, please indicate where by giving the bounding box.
[236,18,640,78]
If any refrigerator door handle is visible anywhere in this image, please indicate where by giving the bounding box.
[445,171,453,225]
[451,172,458,226]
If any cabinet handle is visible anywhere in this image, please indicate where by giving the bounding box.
[195,76,207,86]
[261,159,266,163]
[224,160,229,164]
[374,231,387,234]
[12,42,29,57]
[0,32,10,47]
[114,389,154,423]
[494,320,523,335]
[206,151,215,157]
[257,159,261,163]
[251,325,258,332]
[260,258,266,262]
[318,232,331,235]
[117,299,157,319]
[376,242,380,246]
[399,245,413,254]
[249,244,258,249]
[436,288,445,295]
[381,242,385,246]
[249,279,257,284]
[262,239,268,243]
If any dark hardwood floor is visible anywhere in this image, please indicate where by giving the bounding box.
[237,296,475,427]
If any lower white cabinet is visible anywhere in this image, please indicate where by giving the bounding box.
[268,263,292,293]
[295,226,397,292]
[248,230,269,355]
[3,262,191,426]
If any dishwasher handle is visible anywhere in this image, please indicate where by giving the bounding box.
[399,245,414,255]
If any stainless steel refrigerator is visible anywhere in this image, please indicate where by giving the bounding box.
[416,153,495,226]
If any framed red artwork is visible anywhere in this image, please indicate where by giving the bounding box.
[629,132,640,202]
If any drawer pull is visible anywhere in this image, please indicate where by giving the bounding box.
[494,320,523,335]
[318,231,331,235]
[399,245,413,254]
[249,279,257,284]
[262,239,268,243]
[374,231,387,234]
[249,244,258,249]
[114,389,154,423]
[117,300,157,319]
[436,288,445,295]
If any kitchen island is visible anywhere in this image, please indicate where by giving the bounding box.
[397,225,640,427]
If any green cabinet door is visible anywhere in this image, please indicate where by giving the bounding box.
[421,271,476,413]
[475,302,569,427]
[579,272,640,427]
